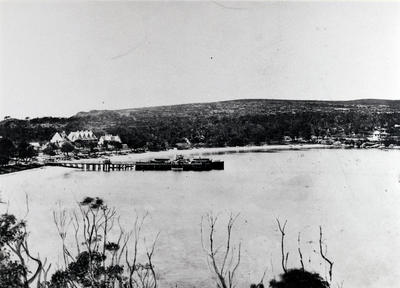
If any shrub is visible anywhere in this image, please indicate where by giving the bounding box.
[269,269,330,288]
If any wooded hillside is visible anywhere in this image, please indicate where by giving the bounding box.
[2,99,400,149]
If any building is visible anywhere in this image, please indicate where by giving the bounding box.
[67,130,97,142]
[368,129,389,142]
[98,134,122,146]
[50,131,68,146]
[175,137,191,150]
[29,142,41,151]
[283,136,293,143]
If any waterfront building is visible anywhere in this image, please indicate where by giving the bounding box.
[50,131,68,146]
[29,142,41,151]
[175,137,191,150]
[283,135,293,142]
[98,134,122,146]
[67,130,97,142]
[368,129,389,142]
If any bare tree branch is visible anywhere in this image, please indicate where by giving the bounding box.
[319,226,333,282]
[201,213,241,288]
[276,218,288,273]
[298,232,304,271]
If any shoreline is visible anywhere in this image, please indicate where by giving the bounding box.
[73,143,400,163]
[0,163,45,176]
[66,143,334,163]
[1,143,398,175]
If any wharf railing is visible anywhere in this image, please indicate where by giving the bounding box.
[45,161,136,172]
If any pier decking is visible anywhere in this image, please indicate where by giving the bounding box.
[45,158,224,172]
[46,161,135,171]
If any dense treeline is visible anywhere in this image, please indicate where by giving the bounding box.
[0,138,38,165]
[2,99,400,150]
[0,118,68,144]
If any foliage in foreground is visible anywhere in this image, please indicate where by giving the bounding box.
[202,215,332,288]
[1,198,333,288]
[0,197,157,288]
[269,269,330,288]
[45,197,158,288]
[0,214,41,288]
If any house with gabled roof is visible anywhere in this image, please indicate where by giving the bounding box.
[67,130,97,142]
[50,131,68,146]
[98,134,122,146]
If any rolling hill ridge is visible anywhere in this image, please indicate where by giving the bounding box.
[2,98,400,149]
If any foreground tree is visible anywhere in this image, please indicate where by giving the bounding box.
[60,142,74,156]
[48,197,158,288]
[17,142,37,163]
[0,214,42,288]
[111,141,123,152]
[269,269,330,288]
[42,143,57,156]
[0,137,15,165]
[201,213,241,288]
[86,142,98,156]
[270,219,333,288]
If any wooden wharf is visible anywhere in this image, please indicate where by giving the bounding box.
[45,158,224,172]
[45,161,135,172]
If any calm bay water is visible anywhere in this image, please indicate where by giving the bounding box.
[1,149,400,288]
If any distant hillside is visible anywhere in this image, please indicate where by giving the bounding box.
[2,98,400,149]
[74,98,400,118]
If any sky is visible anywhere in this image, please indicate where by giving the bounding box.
[1,1,400,119]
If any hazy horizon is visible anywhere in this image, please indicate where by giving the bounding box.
[1,1,400,119]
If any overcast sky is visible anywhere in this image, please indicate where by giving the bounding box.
[1,1,400,119]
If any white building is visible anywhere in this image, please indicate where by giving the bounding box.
[67,130,97,142]
[50,131,68,146]
[29,142,41,151]
[368,129,389,142]
[283,136,293,142]
[98,134,122,145]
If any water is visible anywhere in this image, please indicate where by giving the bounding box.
[1,149,400,288]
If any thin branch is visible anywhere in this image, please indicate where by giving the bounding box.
[298,232,304,271]
[319,226,333,282]
[201,213,241,288]
[259,267,268,285]
[22,240,43,284]
[276,218,288,273]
